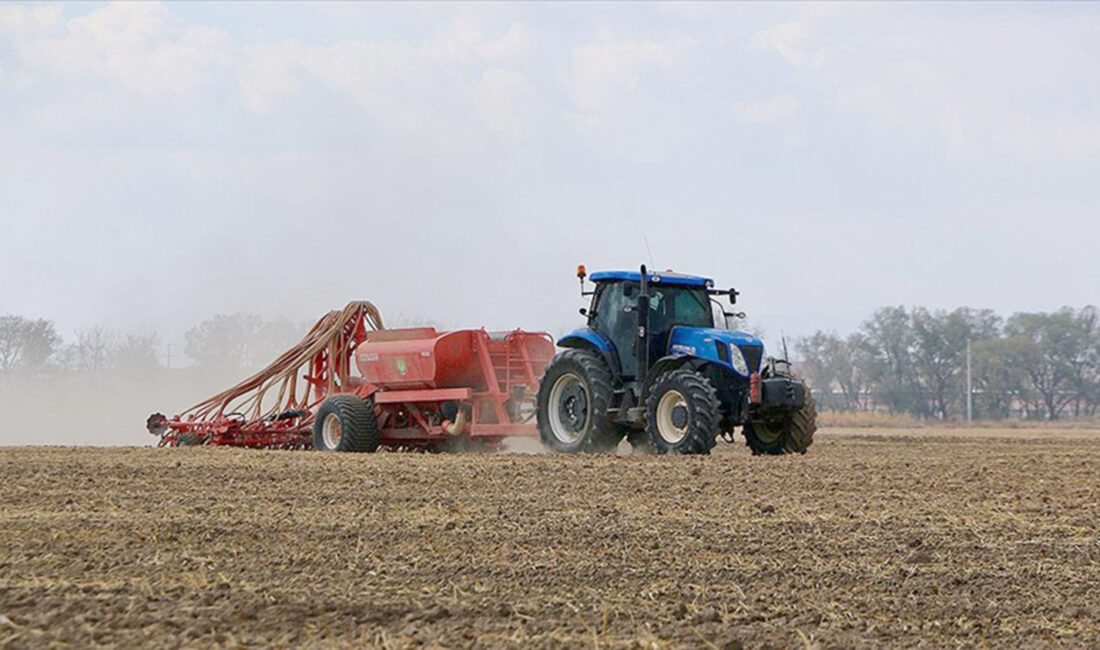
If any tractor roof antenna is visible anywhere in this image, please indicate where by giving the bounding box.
[643,235,655,268]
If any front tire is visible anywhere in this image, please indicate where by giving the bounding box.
[744,391,817,455]
[312,395,380,452]
[645,368,720,455]
[536,350,622,453]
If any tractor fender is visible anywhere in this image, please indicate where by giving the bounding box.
[557,329,622,378]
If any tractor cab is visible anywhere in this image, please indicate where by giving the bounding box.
[561,266,760,384]
[584,270,716,379]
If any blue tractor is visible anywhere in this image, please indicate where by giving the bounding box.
[536,265,816,455]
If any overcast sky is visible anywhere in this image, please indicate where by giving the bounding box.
[2,1,1098,356]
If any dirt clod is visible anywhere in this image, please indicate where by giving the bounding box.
[692,606,722,624]
[905,550,935,564]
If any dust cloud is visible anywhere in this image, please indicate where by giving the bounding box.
[0,368,249,447]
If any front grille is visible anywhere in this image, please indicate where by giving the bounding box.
[738,344,763,373]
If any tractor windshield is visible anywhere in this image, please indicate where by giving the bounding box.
[648,286,712,331]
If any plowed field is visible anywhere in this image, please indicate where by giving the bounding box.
[2,429,1099,648]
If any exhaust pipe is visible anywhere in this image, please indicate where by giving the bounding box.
[636,264,650,382]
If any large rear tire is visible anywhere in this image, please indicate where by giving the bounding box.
[644,368,720,455]
[537,350,622,453]
[744,391,817,455]
[312,395,380,452]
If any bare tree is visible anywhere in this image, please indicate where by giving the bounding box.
[64,327,120,375]
[0,316,61,374]
[61,327,162,375]
[910,307,1000,419]
[185,314,263,369]
[185,315,304,370]
[796,331,866,411]
[857,307,924,415]
[1063,306,1099,416]
[1004,309,1091,420]
[971,337,1030,419]
[113,332,162,373]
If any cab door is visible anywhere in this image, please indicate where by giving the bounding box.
[590,281,639,379]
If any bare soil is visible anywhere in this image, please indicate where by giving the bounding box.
[2,429,1099,648]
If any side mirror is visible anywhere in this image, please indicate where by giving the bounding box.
[728,288,740,305]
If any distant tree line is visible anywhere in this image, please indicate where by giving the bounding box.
[0,314,306,378]
[6,306,1097,421]
[795,306,1100,420]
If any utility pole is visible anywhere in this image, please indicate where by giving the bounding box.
[966,339,972,424]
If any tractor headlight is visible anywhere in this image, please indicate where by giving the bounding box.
[728,344,749,376]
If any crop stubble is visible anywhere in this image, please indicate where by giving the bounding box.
[1,429,1098,648]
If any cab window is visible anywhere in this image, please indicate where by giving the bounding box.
[590,281,639,377]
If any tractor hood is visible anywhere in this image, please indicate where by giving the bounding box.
[667,327,764,377]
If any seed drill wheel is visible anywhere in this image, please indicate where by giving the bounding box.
[537,349,622,453]
[312,395,380,452]
[644,368,721,455]
[743,391,817,455]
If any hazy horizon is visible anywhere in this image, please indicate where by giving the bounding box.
[3,1,1099,361]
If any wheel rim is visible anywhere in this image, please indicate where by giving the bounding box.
[547,372,589,443]
[655,390,690,445]
[752,420,784,445]
[322,413,343,449]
